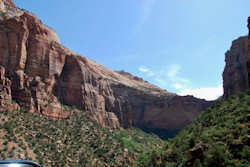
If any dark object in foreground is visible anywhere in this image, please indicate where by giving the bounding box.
[0,160,41,167]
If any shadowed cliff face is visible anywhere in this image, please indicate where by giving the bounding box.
[223,36,248,98]
[223,17,250,98]
[247,17,250,90]
[0,0,211,132]
[0,66,19,111]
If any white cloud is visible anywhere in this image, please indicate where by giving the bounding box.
[138,64,188,89]
[167,64,189,89]
[138,66,155,76]
[138,66,149,73]
[137,64,223,101]
[178,84,223,101]
[168,64,181,78]
[173,83,183,89]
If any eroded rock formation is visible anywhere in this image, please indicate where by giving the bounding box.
[0,66,19,111]
[223,17,250,98]
[0,0,211,131]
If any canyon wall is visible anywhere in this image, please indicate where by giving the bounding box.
[247,17,250,92]
[0,0,211,132]
[223,17,250,98]
[223,36,248,98]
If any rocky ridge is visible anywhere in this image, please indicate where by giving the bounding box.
[0,0,211,132]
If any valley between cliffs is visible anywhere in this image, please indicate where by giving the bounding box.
[0,1,249,167]
[0,0,211,136]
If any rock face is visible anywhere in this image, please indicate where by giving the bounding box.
[223,36,248,98]
[2,0,15,6]
[247,17,250,91]
[0,66,19,111]
[0,0,211,131]
[223,17,250,98]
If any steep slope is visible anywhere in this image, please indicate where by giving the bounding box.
[223,17,250,98]
[140,92,250,166]
[0,0,211,133]
[223,36,248,98]
[0,107,164,166]
[142,17,250,167]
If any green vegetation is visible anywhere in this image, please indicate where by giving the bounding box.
[0,108,164,167]
[1,91,250,166]
[140,92,250,166]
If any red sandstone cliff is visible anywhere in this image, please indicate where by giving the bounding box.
[0,0,211,131]
[223,17,250,98]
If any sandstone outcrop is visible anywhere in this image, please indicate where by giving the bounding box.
[223,17,250,98]
[0,66,19,111]
[0,0,211,131]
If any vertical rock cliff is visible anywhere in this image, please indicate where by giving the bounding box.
[223,36,248,98]
[247,17,250,90]
[0,0,211,133]
[223,17,250,98]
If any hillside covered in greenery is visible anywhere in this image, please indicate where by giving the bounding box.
[0,92,250,167]
[0,107,164,167]
[140,91,250,167]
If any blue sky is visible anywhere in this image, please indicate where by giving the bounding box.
[14,0,250,100]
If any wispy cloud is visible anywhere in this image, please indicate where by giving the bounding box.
[138,66,155,76]
[138,64,188,88]
[173,83,183,89]
[167,64,181,78]
[167,64,189,89]
[138,66,149,72]
[135,0,156,32]
[138,65,168,87]
[137,64,223,101]
[178,84,223,101]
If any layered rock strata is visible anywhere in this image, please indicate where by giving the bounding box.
[0,0,211,131]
